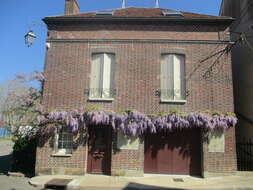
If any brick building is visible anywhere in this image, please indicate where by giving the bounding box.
[36,0,237,177]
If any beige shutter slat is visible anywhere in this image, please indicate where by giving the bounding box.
[167,55,174,100]
[173,54,185,100]
[90,54,102,98]
[173,55,182,100]
[161,55,166,100]
[109,54,115,98]
[161,55,173,100]
[180,55,186,100]
[102,53,112,98]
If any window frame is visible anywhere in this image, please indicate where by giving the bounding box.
[88,52,116,101]
[160,53,187,103]
[51,127,73,157]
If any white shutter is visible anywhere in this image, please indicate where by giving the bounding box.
[90,54,102,98]
[102,53,112,98]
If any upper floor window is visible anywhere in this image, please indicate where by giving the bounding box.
[89,53,115,100]
[160,54,186,102]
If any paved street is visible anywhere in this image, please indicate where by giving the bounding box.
[0,140,41,190]
[30,174,253,190]
[0,175,39,190]
[0,139,253,190]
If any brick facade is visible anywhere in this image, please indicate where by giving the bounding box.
[36,16,237,177]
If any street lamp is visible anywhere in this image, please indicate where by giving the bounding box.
[24,30,37,47]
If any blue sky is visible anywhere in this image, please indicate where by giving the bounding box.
[0,0,222,83]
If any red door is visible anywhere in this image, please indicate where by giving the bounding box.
[87,126,112,175]
[144,128,201,176]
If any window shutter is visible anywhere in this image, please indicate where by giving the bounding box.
[180,55,186,100]
[161,55,167,99]
[90,54,102,98]
[161,55,173,100]
[167,55,174,99]
[173,55,182,100]
[161,54,185,101]
[109,54,115,97]
[102,53,112,98]
[161,55,174,100]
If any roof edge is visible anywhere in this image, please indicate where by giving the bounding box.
[43,16,234,25]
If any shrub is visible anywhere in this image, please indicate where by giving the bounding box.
[11,137,36,176]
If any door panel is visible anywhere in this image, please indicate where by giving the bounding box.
[87,126,112,175]
[144,129,201,176]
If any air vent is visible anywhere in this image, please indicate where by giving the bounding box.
[162,11,184,17]
[96,10,114,16]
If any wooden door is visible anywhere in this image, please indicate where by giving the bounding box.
[87,126,112,175]
[144,129,201,176]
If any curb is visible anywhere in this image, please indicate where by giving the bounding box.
[28,179,45,189]
[64,186,253,190]
[7,172,25,177]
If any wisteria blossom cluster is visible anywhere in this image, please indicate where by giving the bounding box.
[36,107,237,136]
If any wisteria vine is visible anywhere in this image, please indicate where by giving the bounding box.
[36,107,237,136]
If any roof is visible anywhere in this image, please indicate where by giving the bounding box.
[44,7,233,24]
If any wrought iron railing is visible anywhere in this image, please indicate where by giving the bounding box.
[84,88,117,99]
[237,138,253,171]
[156,89,187,99]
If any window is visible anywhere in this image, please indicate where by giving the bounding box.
[161,54,186,102]
[117,131,139,150]
[54,128,73,155]
[89,53,115,99]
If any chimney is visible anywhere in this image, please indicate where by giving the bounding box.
[155,0,159,8]
[65,0,80,15]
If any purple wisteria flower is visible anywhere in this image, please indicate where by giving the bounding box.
[36,108,238,136]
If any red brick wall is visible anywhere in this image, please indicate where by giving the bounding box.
[111,131,144,176]
[203,128,237,176]
[48,23,229,41]
[36,130,87,175]
[36,22,236,176]
[43,41,233,113]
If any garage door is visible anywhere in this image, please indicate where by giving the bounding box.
[144,128,201,176]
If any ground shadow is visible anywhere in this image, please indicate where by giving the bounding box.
[0,154,12,174]
[87,125,112,175]
[144,128,201,176]
[122,182,188,190]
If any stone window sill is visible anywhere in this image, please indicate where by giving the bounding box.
[160,99,187,103]
[88,97,114,102]
[51,153,72,157]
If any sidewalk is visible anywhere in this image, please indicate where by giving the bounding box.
[29,174,253,190]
